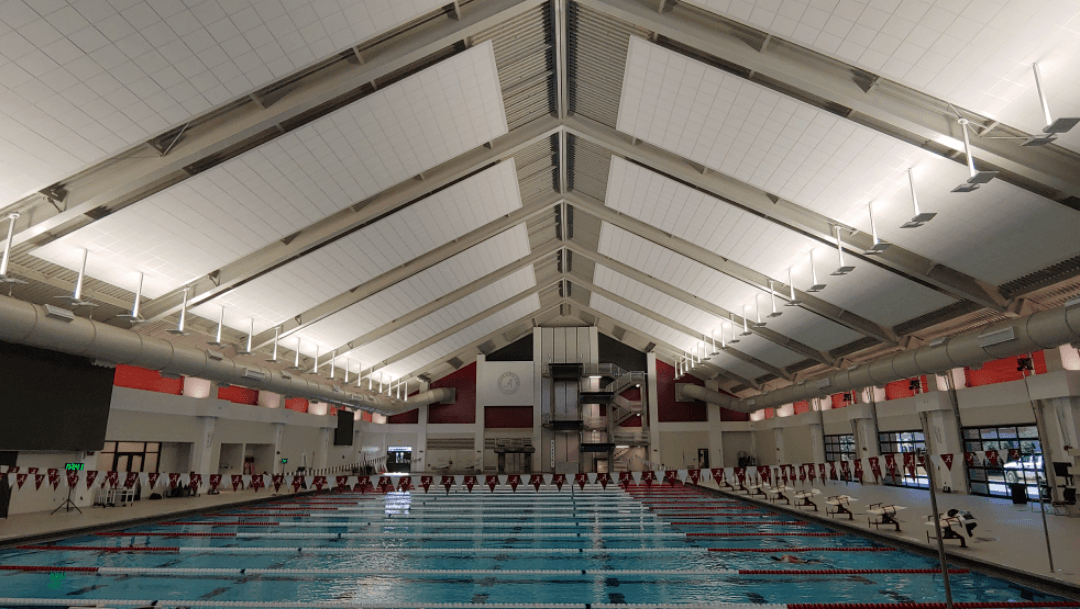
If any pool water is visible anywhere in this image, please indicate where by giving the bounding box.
[0,483,1071,608]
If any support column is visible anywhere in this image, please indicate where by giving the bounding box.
[705,379,724,469]
[474,354,486,474]
[808,412,826,463]
[915,377,966,493]
[646,353,660,468]
[272,423,285,475]
[190,416,217,477]
[315,428,331,471]
[416,380,429,473]
[532,328,544,473]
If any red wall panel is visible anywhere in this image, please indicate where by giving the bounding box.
[620,414,643,427]
[965,351,1047,387]
[720,408,749,421]
[284,398,308,413]
[113,364,183,395]
[362,411,373,422]
[428,362,477,424]
[830,393,849,409]
[793,400,810,415]
[485,406,533,428]
[657,360,707,422]
[387,409,419,424]
[217,385,259,405]
[763,408,775,419]
[884,376,929,400]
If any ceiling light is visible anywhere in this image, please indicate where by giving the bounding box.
[784,267,803,306]
[311,344,321,374]
[167,288,190,336]
[807,250,826,292]
[56,249,96,307]
[236,319,254,355]
[952,118,998,192]
[1023,63,1080,146]
[289,338,304,371]
[208,306,226,347]
[831,225,855,276]
[739,305,752,336]
[117,272,145,324]
[266,327,281,363]
[727,314,741,343]
[900,168,936,228]
[752,294,766,327]
[0,213,26,285]
[865,202,890,255]
[767,280,782,317]
[720,322,729,349]
[329,349,337,380]
[344,358,351,384]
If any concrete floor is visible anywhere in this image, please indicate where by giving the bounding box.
[697,478,1080,590]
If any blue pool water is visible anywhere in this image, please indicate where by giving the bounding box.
[0,484,1070,608]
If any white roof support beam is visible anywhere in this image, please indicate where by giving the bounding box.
[137,118,560,325]
[571,275,792,381]
[565,116,1010,313]
[564,190,899,345]
[325,239,562,357]
[563,241,835,367]
[575,0,1080,202]
[249,193,560,350]
[6,0,549,251]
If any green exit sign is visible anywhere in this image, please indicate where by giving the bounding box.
[65,463,85,471]
[280,458,288,464]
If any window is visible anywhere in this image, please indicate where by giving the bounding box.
[97,441,160,473]
[878,430,928,488]
[963,425,1043,498]
[824,434,855,462]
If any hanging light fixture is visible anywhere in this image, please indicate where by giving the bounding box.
[208,306,226,347]
[1023,63,1080,146]
[728,314,741,343]
[865,202,891,255]
[831,225,855,276]
[329,350,337,379]
[289,338,304,371]
[720,322,729,349]
[266,327,281,363]
[117,272,145,324]
[752,293,767,328]
[767,280,783,317]
[236,319,254,355]
[901,168,936,228]
[785,267,803,306]
[952,118,998,192]
[739,305,752,336]
[56,249,96,307]
[344,358,351,384]
[168,287,190,336]
[807,250,826,292]
[0,213,26,284]
[311,345,321,374]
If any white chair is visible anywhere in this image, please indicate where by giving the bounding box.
[825,495,857,520]
[791,488,821,511]
[925,515,969,548]
[763,483,793,504]
[867,503,906,531]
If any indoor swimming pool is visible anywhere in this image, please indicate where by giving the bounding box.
[0,483,1074,609]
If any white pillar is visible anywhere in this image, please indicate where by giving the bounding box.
[272,423,285,475]
[532,328,544,472]
[705,379,724,469]
[646,353,660,467]
[191,416,217,476]
[474,354,486,473]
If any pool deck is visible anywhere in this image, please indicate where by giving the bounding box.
[695,478,1080,594]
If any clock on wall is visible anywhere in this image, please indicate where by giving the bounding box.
[497,371,521,395]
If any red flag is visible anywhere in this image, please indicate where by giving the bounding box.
[231,475,243,491]
[35,473,45,490]
[313,476,327,491]
[664,470,679,486]
[757,466,770,484]
[985,449,999,467]
[124,472,139,488]
[251,474,265,492]
[597,472,611,489]
[710,468,725,485]
[903,453,916,477]
[964,452,975,468]
[941,454,954,470]
[553,473,566,490]
[485,475,498,492]
[377,476,392,492]
[618,472,631,487]
[15,473,28,489]
[688,469,701,485]
[85,470,98,489]
[509,474,522,492]
[291,475,303,491]
[884,454,898,475]
[441,476,454,492]
[147,473,160,488]
[530,474,544,491]
[828,462,837,480]
[169,473,181,489]
[839,461,850,478]
[1007,448,1021,463]
[355,475,370,492]
[575,473,587,490]
[336,475,349,491]
[211,474,223,491]
[396,476,410,492]
[420,476,433,493]
[640,471,654,487]
[869,457,881,482]
[464,475,477,492]
[189,473,202,490]
[734,467,746,483]
[65,471,80,489]
[798,464,806,482]
[47,469,60,490]
[817,463,826,480]
[853,459,863,481]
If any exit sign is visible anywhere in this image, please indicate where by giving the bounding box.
[65,463,85,471]
[280,458,288,464]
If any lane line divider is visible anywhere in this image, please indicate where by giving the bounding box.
[0,566,972,576]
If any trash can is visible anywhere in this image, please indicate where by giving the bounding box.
[1009,483,1028,505]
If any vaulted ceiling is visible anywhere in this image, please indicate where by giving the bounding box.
[3,0,1080,397]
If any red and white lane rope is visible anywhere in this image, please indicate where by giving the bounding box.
[0,565,970,576]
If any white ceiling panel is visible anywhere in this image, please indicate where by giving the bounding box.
[703,349,770,383]
[32,41,509,298]
[682,0,1080,152]
[186,159,521,341]
[598,221,943,335]
[342,266,537,368]
[293,224,533,357]
[617,38,1080,284]
[589,292,698,353]
[594,263,808,369]
[384,294,542,379]
[0,0,450,206]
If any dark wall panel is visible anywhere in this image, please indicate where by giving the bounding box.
[485,406,533,428]
[428,362,477,424]
[656,360,707,422]
[486,334,533,362]
[598,333,646,372]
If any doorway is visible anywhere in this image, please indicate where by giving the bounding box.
[697,448,710,469]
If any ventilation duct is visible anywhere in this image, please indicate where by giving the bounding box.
[0,295,431,416]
